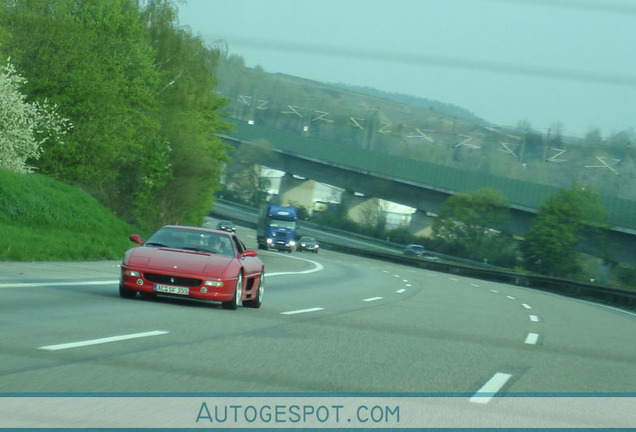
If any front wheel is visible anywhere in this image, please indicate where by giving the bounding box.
[222,272,242,310]
[119,283,137,299]
[243,269,264,309]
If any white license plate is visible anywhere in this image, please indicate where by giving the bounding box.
[154,284,189,295]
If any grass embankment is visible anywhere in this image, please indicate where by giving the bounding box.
[0,169,137,261]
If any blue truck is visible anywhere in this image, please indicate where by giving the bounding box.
[257,205,298,252]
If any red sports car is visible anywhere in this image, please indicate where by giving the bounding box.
[119,225,264,310]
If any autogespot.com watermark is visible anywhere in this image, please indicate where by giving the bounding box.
[0,393,635,428]
[195,400,400,426]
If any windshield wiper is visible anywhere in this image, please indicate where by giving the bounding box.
[145,242,168,247]
[181,247,215,254]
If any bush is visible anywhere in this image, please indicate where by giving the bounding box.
[0,169,137,261]
[616,263,636,288]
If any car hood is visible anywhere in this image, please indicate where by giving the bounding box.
[126,247,233,275]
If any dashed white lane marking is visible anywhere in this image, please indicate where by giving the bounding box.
[396,289,407,294]
[469,372,513,404]
[529,315,539,322]
[490,290,499,293]
[522,303,532,309]
[363,297,383,302]
[281,307,324,315]
[506,295,516,300]
[39,330,169,351]
[470,283,480,287]
[524,333,540,345]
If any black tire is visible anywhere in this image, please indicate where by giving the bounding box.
[243,269,264,309]
[119,283,137,299]
[222,272,242,310]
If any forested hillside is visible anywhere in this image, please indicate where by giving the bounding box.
[215,55,636,202]
[0,0,231,231]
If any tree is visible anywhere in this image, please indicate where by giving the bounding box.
[0,0,232,230]
[0,60,69,173]
[432,188,514,266]
[141,0,232,227]
[0,0,168,227]
[521,183,608,277]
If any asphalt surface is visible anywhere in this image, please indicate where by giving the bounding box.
[1,220,635,427]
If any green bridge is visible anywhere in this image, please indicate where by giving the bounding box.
[229,119,636,233]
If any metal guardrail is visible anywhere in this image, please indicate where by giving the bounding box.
[210,200,636,312]
[323,243,636,312]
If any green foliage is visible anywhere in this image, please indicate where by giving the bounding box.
[0,0,231,232]
[432,188,514,264]
[386,226,420,245]
[0,168,135,260]
[615,263,636,289]
[521,183,608,277]
[142,0,231,227]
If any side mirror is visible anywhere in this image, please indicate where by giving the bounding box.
[129,234,143,245]
[239,249,258,258]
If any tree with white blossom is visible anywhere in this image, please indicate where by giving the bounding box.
[0,60,70,173]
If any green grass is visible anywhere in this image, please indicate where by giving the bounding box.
[0,169,138,261]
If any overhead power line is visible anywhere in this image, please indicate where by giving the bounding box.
[221,36,636,89]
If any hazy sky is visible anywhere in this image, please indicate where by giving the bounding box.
[177,0,636,138]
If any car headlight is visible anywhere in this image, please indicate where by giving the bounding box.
[266,238,273,244]
[204,280,224,287]
[124,270,140,277]
[290,241,296,246]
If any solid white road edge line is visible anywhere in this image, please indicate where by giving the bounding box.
[38,330,169,351]
[1,280,119,289]
[469,372,513,404]
[267,254,324,277]
[280,307,324,315]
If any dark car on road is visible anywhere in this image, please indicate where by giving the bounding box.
[403,244,427,256]
[216,220,236,233]
[403,244,439,261]
[298,236,320,253]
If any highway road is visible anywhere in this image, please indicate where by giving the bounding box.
[1,220,635,427]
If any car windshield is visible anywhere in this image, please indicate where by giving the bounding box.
[269,220,296,229]
[146,227,234,256]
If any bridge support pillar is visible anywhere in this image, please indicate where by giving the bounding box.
[279,173,316,214]
[409,210,434,238]
[223,160,260,203]
[341,191,380,227]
